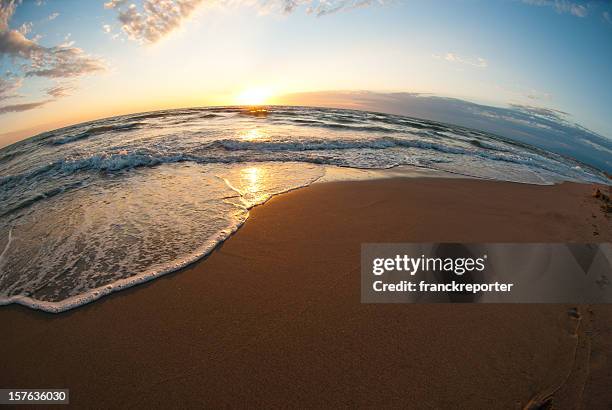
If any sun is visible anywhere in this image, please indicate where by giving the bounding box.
[236,87,274,106]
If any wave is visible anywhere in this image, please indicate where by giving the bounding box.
[0,161,325,313]
[1,105,610,314]
[50,122,145,145]
[0,221,242,313]
[212,136,536,166]
[0,143,581,220]
[0,134,603,194]
[270,118,397,133]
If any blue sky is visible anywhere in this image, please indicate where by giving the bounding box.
[1,0,611,151]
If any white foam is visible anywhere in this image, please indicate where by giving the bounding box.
[1,105,609,313]
[0,162,325,312]
[0,227,12,266]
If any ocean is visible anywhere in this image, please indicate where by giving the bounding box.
[0,106,608,312]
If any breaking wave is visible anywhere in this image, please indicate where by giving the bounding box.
[0,105,608,312]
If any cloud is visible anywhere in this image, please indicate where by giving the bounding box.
[0,0,18,31]
[508,104,569,123]
[105,0,388,43]
[522,0,590,17]
[17,20,31,34]
[0,99,50,114]
[0,0,106,116]
[526,90,551,100]
[1,2,105,78]
[47,12,59,20]
[604,11,611,23]
[104,0,205,43]
[433,52,488,68]
[24,45,106,78]
[46,83,75,98]
[0,76,22,100]
[276,90,612,172]
[0,27,40,58]
[282,0,387,17]
[0,28,106,78]
[104,0,128,8]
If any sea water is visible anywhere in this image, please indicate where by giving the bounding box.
[0,106,608,312]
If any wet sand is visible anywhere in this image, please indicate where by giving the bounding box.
[1,178,611,408]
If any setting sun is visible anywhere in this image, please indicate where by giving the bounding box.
[236,87,274,106]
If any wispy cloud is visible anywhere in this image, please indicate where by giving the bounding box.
[1,2,105,78]
[0,0,17,31]
[0,0,105,115]
[508,104,570,123]
[0,99,51,114]
[104,0,388,44]
[276,0,387,17]
[46,83,75,98]
[24,46,105,78]
[17,20,31,34]
[433,52,488,68]
[493,84,553,103]
[47,11,59,20]
[526,90,552,101]
[522,0,589,17]
[0,76,23,100]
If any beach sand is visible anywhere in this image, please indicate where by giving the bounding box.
[1,177,611,408]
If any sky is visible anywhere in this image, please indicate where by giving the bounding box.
[1,0,611,153]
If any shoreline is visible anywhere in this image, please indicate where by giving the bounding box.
[0,165,450,313]
[2,177,611,408]
[1,169,608,314]
[0,165,465,314]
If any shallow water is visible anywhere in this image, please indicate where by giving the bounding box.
[0,106,608,311]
